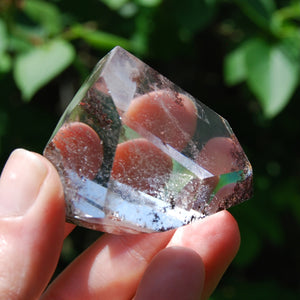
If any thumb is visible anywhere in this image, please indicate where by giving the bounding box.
[0,149,65,300]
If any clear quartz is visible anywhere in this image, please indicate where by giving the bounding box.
[44,46,253,234]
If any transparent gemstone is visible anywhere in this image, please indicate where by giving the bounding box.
[44,46,253,234]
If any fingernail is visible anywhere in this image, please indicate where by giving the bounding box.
[0,149,48,217]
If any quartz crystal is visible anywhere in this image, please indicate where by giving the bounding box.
[44,46,253,234]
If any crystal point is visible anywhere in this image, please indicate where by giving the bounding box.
[44,46,253,234]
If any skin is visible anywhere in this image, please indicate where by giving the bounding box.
[0,90,241,299]
[51,122,103,179]
[0,151,240,300]
[111,138,173,194]
[124,90,198,151]
[196,137,243,176]
[53,124,173,194]
[177,137,243,212]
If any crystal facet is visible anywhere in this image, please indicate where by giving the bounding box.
[44,46,253,234]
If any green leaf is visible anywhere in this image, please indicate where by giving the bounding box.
[173,0,217,33]
[136,0,162,7]
[100,0,128,10]
[0,52,11,73]
[8,33,34,53]
[14,39,75,101]
[245,38,299,118]
[0,19,10,73]
[23,0,63,36]
[224,43,248,86]
[70,25,132,51]
[236,0,276,30]
[130,11,153,55]
[272,2,300,38]
[0,18,8,53]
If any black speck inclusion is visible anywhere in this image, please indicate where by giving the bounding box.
[44,46,253,234]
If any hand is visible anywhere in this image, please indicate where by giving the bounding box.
[0,149,240,300]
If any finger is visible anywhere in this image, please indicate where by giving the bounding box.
[42,211,239,300]
[196,137,243,175]
[48,121,103,179]
[0,149,65,300]
[179,137,244,213]
[64,223,76,237]
[111,138,173,195]
[42,231,174,300]
[134,246,204,300]
[124,90,197,151]
[206,183,236,215]
[168,210,240,300]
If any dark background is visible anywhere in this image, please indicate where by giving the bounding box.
[0,1,299,299]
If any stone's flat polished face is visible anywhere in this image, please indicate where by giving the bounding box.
[44,46,253,234]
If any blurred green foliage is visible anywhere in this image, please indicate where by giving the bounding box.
[0,0,299,298]
[1,0,300,115]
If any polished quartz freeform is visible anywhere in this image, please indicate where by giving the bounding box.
[44,46,253,234]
